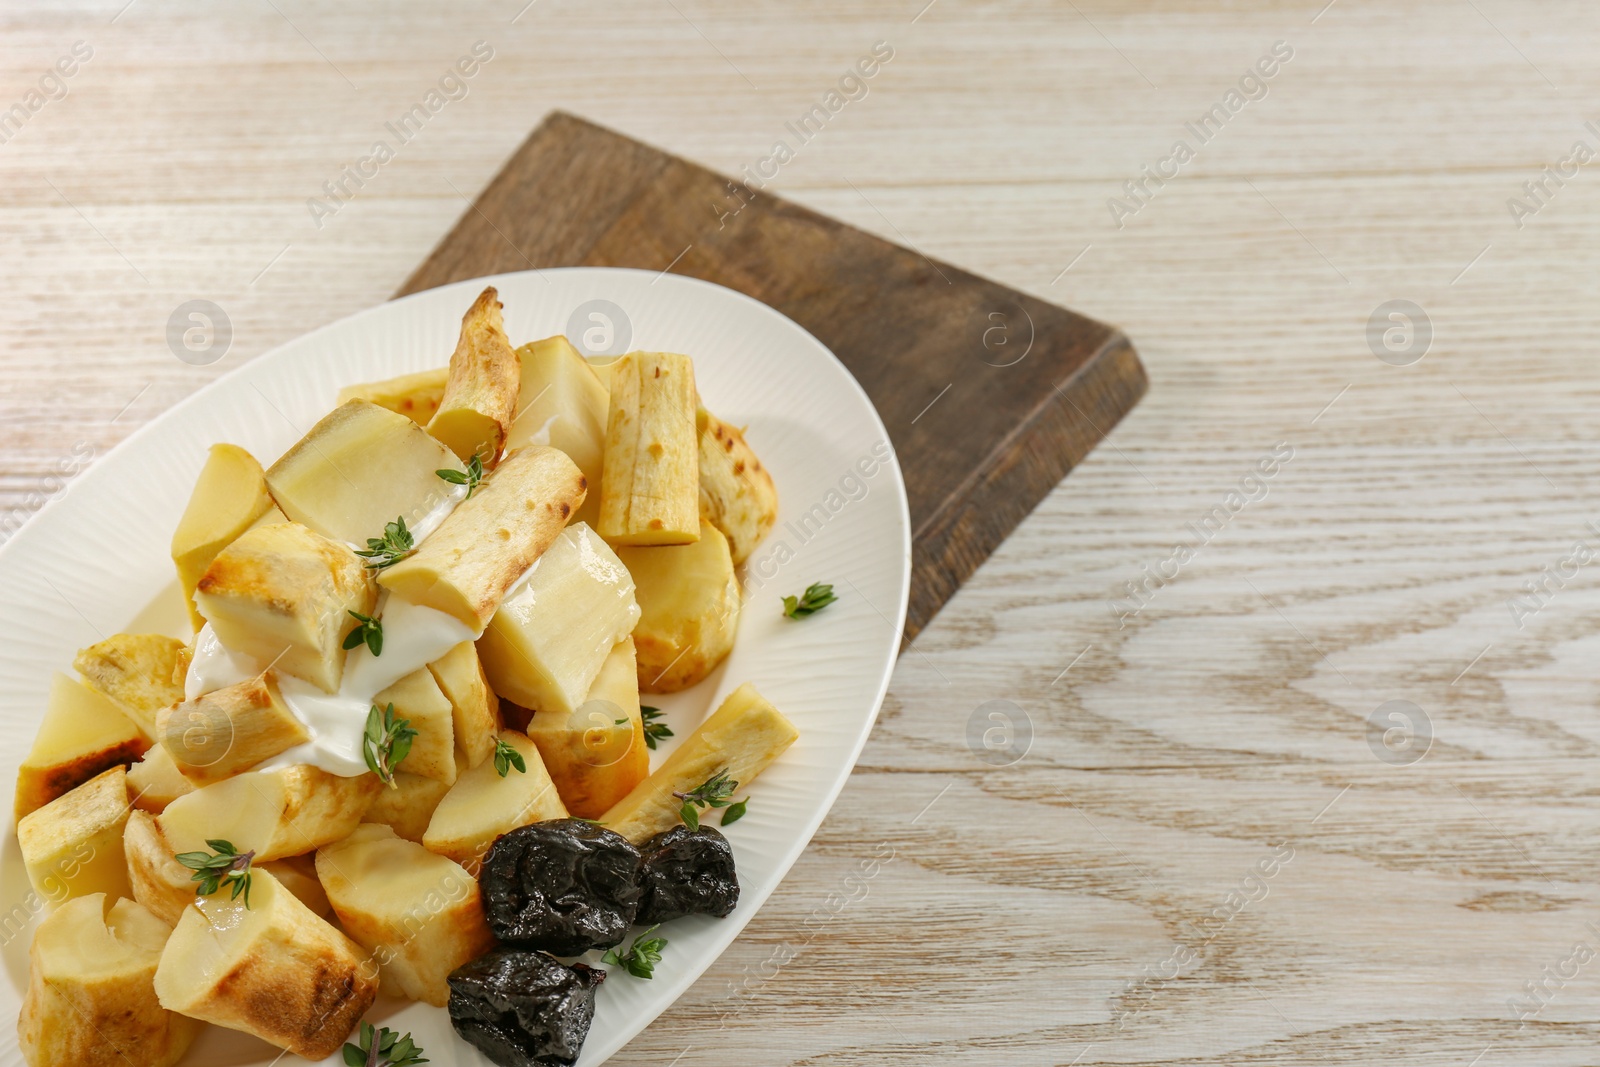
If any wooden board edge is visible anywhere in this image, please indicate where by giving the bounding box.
[905,332,1148,645]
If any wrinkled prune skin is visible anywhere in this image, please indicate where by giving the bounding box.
[635,825,740,924]
[448,949,605,1067]
[480,818,642,955]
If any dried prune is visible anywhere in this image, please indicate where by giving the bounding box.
[480,818,642,955]
[448,949,605,1067]
[635,825,740,924]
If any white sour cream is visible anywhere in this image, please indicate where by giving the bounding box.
[187,596,475,778]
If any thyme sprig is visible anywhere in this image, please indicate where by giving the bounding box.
[174,839,255,908]
[342,610,383,656]
[342,1021,427,1067]
[782,582,837,619]
[602,925,668,979]
[673,769,738,830]
[435,454,485,499]
[640,706,673,751]
[355,516,415,571]
[363,702,417,788]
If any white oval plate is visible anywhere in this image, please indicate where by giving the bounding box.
[0,268,910,1066]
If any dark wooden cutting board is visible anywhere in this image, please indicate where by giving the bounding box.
[398,112,1146,644]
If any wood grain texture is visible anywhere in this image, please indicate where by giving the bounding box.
[4,1,1600,1064]
[397,112,1147,643]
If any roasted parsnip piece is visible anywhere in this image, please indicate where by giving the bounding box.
[602,682,797,842]
[195,521,374,693]
[373,667,457,785]
[526,637,648,818]
[378,445,587,630]
[509,335,609,526]
[423,730,567,869]
[338,366,449,425]
[126,746,195,813]
[428,640,499,769]
[363,762,457,842]
[477,522,640,715]
[265,399,466,546]
[159,764,380,861]
[428,286,520,464]
[317,823,496,1006]
[20,894,199,1067]
[697,405,779,565]
[72,633,186,738]
[171,442,275,632]
[617,519,741,693]
[123,809,196,926]
[598,351,700,546]
[155,671,309,785]
[15,672,147,819]
[18,766,132,904]
[153,869,378,1061]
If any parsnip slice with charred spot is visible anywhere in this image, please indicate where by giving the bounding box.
[195,521,374,693]
[317,823,495,1006]
[428,286,520,464]
[423,731,566,869]
[18,766,132,904]
[526,637,648,818]
[697,405,779,566]
[378,445,587,630]
[598,351,700,546]
[338,366,449,425]
[73,633,186,739]
[153,869,377,1061]
[265,399,466,546]
[156,671,308,785]
[158,764,380,861]
[20,894,199,1067]
[477,522,640,716]
[428,640,499,769]
[601,682,797,842]
[124,809,194,926]
[15,672,148,819]
[171,442,274,632]
[617,519,741,693]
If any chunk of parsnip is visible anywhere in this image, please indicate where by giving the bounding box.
[158,764,379,861]
[428,286,520,464]
[509,335,609,526]
[317,823,495,1006]
[526,637,648,818]
[15,672,148,819]
[124,809,195,926]
[477,522,640,715]
[337,366,449,425]
[18,766,132,904]
[195,522,374,693]
[378,446,587,630]
[616,519,741,693]
[428,640,499,769]
[72,633,186,738]
[153,869,377,1061]
[697,405,779,566]
[598,351,700,546]
[171,442,274,632]
[265,399,467,546]
[20,894,199,1067]
[363,764,456,842]
[373,667,457,785]
[601,682,797,842]
[155,671,308,785]
[126,746,195,814]
[423,731,566,869]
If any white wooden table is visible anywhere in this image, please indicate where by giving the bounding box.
[5,1,1600,1063]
